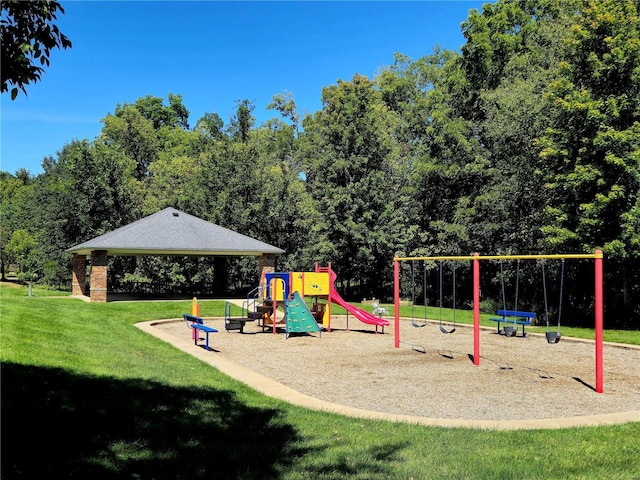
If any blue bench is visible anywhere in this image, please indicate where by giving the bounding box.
[489,309,536,337]
[183,314,218,350]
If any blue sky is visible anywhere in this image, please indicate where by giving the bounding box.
[1,1,489,175]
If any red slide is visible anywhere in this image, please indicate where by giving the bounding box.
[325,268,389,327]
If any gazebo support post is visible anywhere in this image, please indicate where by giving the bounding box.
[90,250,108,303]
[72,254,87,297]
[259,254,276,282]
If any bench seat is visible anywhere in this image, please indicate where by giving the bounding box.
[183,314,218,350]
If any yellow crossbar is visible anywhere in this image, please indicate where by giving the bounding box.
[394,253,602,262]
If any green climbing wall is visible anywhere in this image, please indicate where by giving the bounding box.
[284,291,321,337]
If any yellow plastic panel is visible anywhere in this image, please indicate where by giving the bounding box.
[291,272,304,296]
[291,272,329,296]
[304,272,330,295]
[276,280,286,301]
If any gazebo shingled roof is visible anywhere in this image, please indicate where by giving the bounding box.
[66,207,284,302]
[66,207,285,256]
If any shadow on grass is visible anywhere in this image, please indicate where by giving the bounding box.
[1,362,304,479]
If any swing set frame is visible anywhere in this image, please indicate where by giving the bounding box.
[393,251,605,394]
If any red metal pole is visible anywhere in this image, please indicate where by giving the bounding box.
[473,253,480,365]
[327,262,332,332]
[272,278,279,335]
[394,259,400,348]
[595,249,604,393]
[272,297,277,334]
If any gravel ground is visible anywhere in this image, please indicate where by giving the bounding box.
[155,315,640,422]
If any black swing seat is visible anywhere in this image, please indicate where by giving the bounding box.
[412,320,427,328]
[439,324,456,334]
[546,331,562,344]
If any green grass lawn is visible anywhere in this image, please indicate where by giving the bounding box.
[2,282,639,479]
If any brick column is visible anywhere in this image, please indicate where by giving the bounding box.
[72,254,87,296]
[258,254,276,282]
[90,250,108,303]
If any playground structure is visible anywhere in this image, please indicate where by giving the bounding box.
[243,263,389,338]
[393,251,605,393]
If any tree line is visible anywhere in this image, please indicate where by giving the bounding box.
[2,0,639,329]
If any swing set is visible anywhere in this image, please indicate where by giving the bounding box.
[393,251,605,394]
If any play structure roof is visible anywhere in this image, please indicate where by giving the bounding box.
[66,207,285,257]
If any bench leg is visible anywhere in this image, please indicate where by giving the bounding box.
[205,331,210,350]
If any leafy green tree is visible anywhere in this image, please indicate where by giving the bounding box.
[100,94,192,179]
[375,49,485,259]
[228,99,255,143]
[21,139,138,286]
[299,74,406,298]
[145,154,199,213]
[245,119,311,272]
[1,0,71,99]
[456,0,580,255]
[376,50,456,146]
[5,229,37,281]
[380,0,586,308]
[267,91,301,135]
[195,112,225,139]
[101,104,160,179]
[130,93,190,130]
[168,92,190,129]
[408,56,489,257]
[0,171,34,279]
[536,0,640,324]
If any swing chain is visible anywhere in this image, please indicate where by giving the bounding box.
[499,261,507,312]
[542,260,550,328]
[410,261,415,320]
[452,263,457,324]
[439,262,444,322]
[411,260,428,328]
[514,259,520,312]
[438,261,456,334]
[557,259,565,333]
[423,262,427,322]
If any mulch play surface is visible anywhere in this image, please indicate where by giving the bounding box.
[155,315,640,422]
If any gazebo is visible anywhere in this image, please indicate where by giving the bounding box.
[66,207,285,302]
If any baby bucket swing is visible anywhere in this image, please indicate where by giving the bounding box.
[542,259,564,344]
[499,259,521,337]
